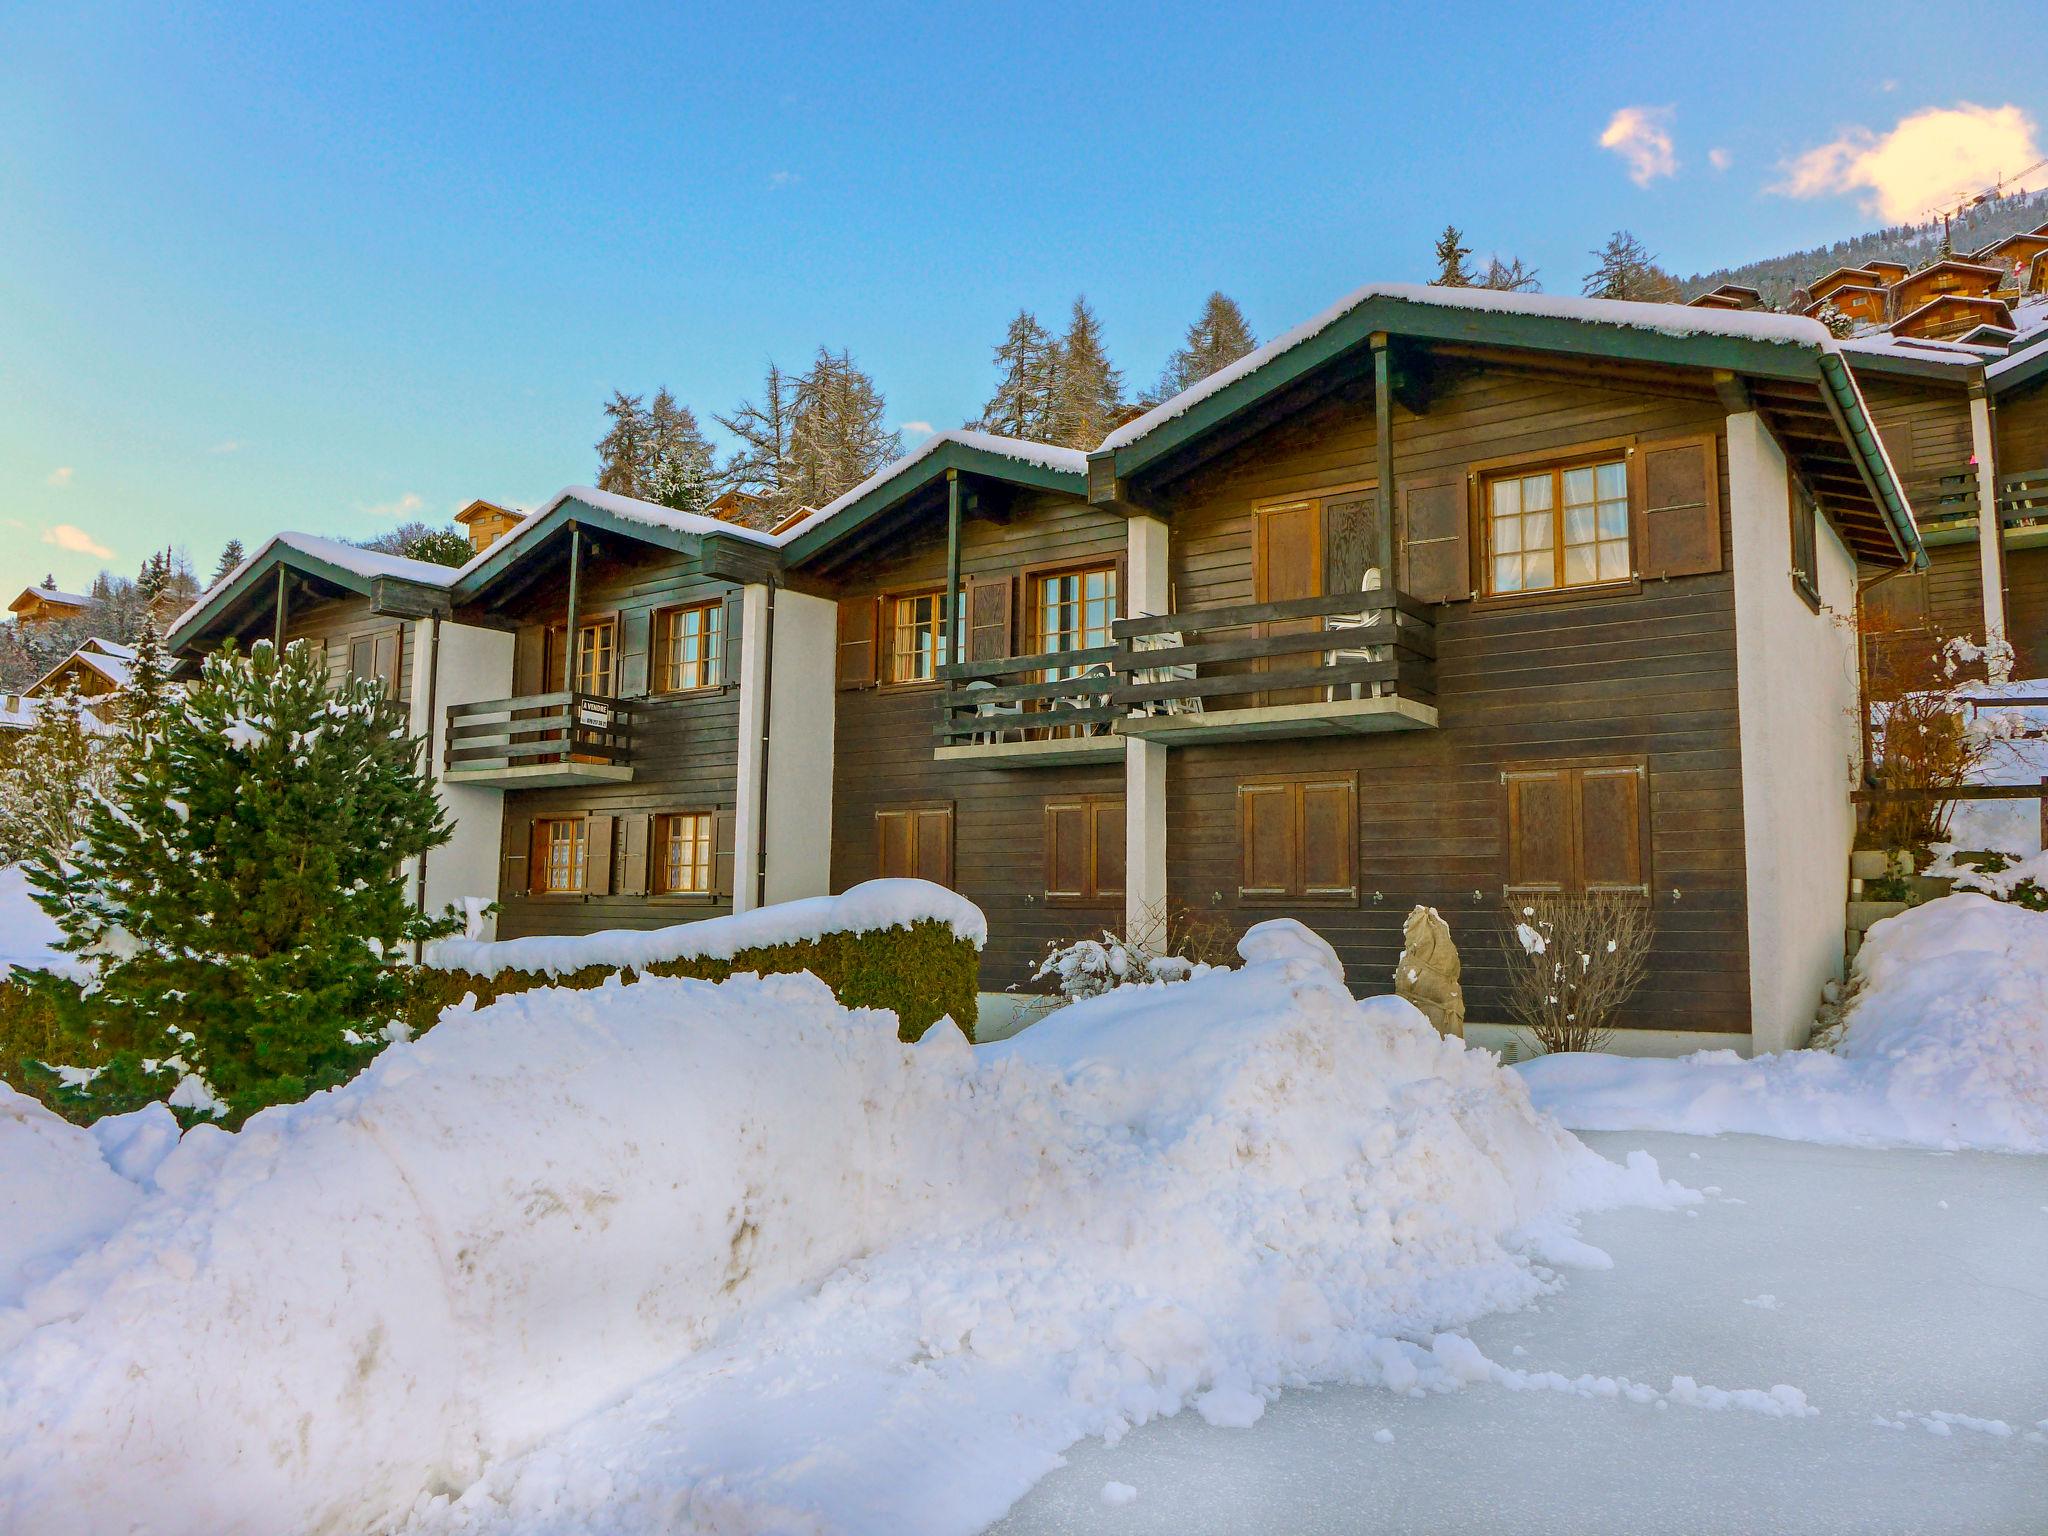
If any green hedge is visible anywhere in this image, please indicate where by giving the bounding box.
[406,917,980,1043]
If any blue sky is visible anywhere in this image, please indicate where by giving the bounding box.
[3,0,2045,590]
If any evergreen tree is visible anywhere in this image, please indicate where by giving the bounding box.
[357,522,473,567]
[119,611,173,744]
[26,639,458,1126]
[976,310,1058,439]
[644,388,716,514]
[717,362,799,510]
[787,348,902,509]
[1051,296,1125,450]
[595,390,651,497]
[212,539,246,585]
[1583,230,1679,302]
[0,686,112,866]
[1432,226,1475,287]
[1154,292,1258,400]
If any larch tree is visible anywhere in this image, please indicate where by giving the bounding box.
[1480,255,1542,292]
[787,348,901,510]
[1154,292,1258,400]
[1432,227,1475,287]
[644,388,717,515]
[1051,296,1125,450]
[1583,231,1679,302]
[717,362,799,511]
[595,390,652,497]
[976,310,1059,440]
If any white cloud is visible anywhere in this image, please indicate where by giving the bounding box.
[1772,102,2043,222]
[209,440,243,455]
[900,421,935,437]
[769,170,801,189]
[44,523,113,558]
[1708,147,1733,172]
[44,466,73,489]
[365,492,426,519]
[1599,106,1678,186]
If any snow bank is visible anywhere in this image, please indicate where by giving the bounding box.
[0,937,1689,1535]
[423,876,986,978]
[0,865,82,978]
[1519,894,2048,1153]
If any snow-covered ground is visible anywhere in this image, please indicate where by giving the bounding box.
[0,863,82,977]
[992,1130,2048,1535]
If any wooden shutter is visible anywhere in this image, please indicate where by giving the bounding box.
[1255,502,1321,603]
[502,816,531,899]
[1045,801,1089,900]
[913,806,954,887]
[1322,493,1380,596]
[1238,781,1295,898]
[1504,769,1573,895]
[713,809,737,898]
[1400,480,1470,602]
[1299,778,1357,898]
[837,597,877,689]
[964,576,1014,663]
[375,631,400,692]
[1576,765,1647,894]
[721,591,745,687]
[527,819,550,895]
[619,813,651,897]
[618,611,650,697]
[583,814,614,895]
[1635,435,1721,579]
[1790,482,1819,602]
[348,636,373,683]
[514,624,547,695]
[1092,799,1126,900]
[875,809,913,878]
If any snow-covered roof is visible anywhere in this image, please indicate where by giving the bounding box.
[447,485,785,590]
[167,531,463,649]
[770,429,1088,548]
[8,586,91,614]
[79,637,136,661]
[28,644,132,696]
[1101,282,1838,457]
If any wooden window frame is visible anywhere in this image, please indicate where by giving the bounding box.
[1473,438,1638,605]
[544,612,621,697]
[1500,756,1652,900]
[1235,770,1359,907]
[650,808,718,900]
[653,600,725,695]
[1021,557,1126,656]
[530,816,589,897]
[1043,794,1125,907]
[880,587,948,689]
[346,625,403,695]
[1789,476,1822,613]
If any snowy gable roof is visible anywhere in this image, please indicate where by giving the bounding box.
[776,430,1088,566]
[27,643,132,697]
[8,586,91,616]
[167,531,461,652]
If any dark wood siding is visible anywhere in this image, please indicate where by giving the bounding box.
[829,490,1128,988]
[1152,365,1750,1034]
[1997,386,2048,677]
[234,592,417,703]
[492,542,744,940]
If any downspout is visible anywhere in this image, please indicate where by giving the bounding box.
[412,612,442,962]
[752,583,777,910]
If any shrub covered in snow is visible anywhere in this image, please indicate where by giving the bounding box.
[1030,931,1205,1001]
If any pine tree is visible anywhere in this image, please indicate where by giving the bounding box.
[1583,231,1679,302]
[119,610,173,744]
[1433,227,1475,287]
[595,390,651,497]
[644,388,716,514]
[0,686,112,866]
[1154,292,1258,400]
[212,539,246,585]
[717,363,799,510]
[1051,296,1125,450]
[976,310,1058,439]
[787,348,902,509]
[26,639,458,1126]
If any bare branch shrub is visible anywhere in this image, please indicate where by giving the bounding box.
[1499,895,1654,1054]
[1862,629,2010,850]
[1027,900,1233,1004]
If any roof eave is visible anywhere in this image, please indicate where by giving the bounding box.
[449,494,711,606]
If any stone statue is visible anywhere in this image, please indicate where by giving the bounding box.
[1394,905,1464,1039]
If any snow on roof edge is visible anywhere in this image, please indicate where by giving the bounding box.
[167,532,461,647]
[767,430,1088,548]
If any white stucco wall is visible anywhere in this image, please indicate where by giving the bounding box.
[1727,413,1861,1054]
[408,618,514,937]
[732,585,773,914]
[1124,516,1171,942]
[759,588,837,906]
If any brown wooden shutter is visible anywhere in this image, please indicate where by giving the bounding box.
[1255,503,1321,603]
[914,806,954,887]
[1576,765,1647,893]
[527,819,549,895]
[964,576,1014,663]
[1635,435,1721,579]
[713,809,737,898]
[1790,482,1819,602]
[837,597,877,689]
[1399,480,1470,602]
[1504,769,1573,895]
[875,809,912,879]
[618,611,650,698]
[514,624,547,695]
[348,636,373,683]
[583,814,615,895]
[721,591,746,686]
[377,631,400,692]
[1045,801,1089,900]
[1238,781,1294,898]
[1092,799,1126,900]
[1299,778,1357,898]
[619,813,651,897]
[502,816,531,899]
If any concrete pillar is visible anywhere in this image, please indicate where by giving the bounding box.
[761,589,837,906]
[732,583,773,913]
[408,617,514,936]
[1970,388,2007,657]
[1125,515,1171,945]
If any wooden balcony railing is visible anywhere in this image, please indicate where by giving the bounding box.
[935,646,1124,749]
[1906,462,2048,534]
[1997,465,2048,527]
[443,690,636,783]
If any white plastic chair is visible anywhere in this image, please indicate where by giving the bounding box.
[1128,630,1204,718]
[964,679,1023,744]
[1324,567,1389,701]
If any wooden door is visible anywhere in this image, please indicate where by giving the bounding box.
[1254,501,1322,706]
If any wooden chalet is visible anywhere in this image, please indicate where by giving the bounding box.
[8,584,91,627]
[454,499,524,556]
[26,637,135,710]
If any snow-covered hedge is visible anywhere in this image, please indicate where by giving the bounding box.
[0,925,1690,1534]
[416,878,985,1040]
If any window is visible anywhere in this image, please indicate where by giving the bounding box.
[1790,480,1820,610]
[531,817,587,895]
[1236,773,1357,905]
[656,601,723,692]
[1045,796,1124,904]
[346,629,400,694]
[1485,457,1631,595]
[653,811,714,895]
[1502,760,1649,898]
[1032,564,1119,658]
[886,591,946,683]
[545,618,618,696]
[876,803,954,885]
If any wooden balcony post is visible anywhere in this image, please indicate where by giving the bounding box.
[563,521,583,691]
[272,564,287,651]
[944,469,962,670]
[1372,333,1395,700]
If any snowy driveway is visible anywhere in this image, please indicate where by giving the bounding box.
[990,1132,2048,1535]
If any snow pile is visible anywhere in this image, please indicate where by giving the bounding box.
[0,924,1692,1536]
[0,864,83,977]
[424,876,986,978]
[1519,894,2048,1152]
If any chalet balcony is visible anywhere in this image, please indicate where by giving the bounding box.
[1906,463,2048,540]
[934,647,1127,767]
[442,691,637,788]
